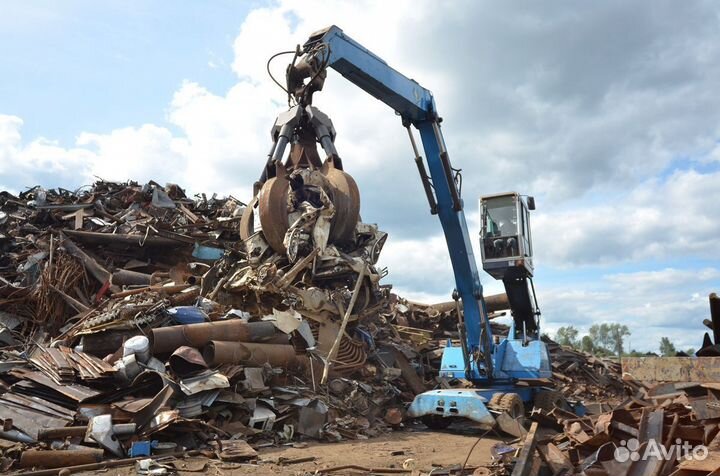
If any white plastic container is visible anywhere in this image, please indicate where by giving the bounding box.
[123,335,151,364]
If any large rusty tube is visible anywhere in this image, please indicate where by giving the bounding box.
[20,448,105,468]
[203,341,297,367]
[37,426,87,440]
[415,292,510,315]
[484,293,510,313]
[150,320,279,355]
[111,269,152,286]
[38,424,135,441]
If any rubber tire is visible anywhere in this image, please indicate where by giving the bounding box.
[487,392,505,409]
[496,393,524,418]
[533,390,567,412]
[421,415,452,430]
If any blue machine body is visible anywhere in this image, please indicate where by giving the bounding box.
[437,339,551,381]
[295,25,552,425]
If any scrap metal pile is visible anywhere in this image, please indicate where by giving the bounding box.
[0,177,531,473]
[0,177,420,470]
[490,376,720,476]
[486,295,720,476]
[546,342,628,404]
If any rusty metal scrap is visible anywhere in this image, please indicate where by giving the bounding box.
[546,341,627,402]
[202,341,297,367]
[219,146,388,326]
[168,346,208,377]
[622,356,720,383]
[454,293,720,475]
[19,448,105,468]
[150,320,279,355]
[29,345,115,385]
[509,374,720,476]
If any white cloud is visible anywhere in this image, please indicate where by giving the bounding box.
[77,124,189,184]
[0,114,95,192]
[533,169,720,266]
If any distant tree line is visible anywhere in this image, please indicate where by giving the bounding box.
[553,324,695,357]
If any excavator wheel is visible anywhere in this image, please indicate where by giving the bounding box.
[533,390,567,412]
[496,393,524,419]
[487,392,505,409]
[421,415,452,430]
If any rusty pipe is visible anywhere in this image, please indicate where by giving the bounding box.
[111,269,152,286]
[20,448,105,468]
[484,293,511,313]
[203,341,297,367]
[111,284,190,299]
[38,423,136,441]
[37,426,87,440]
[150,320,278,354]
[408,292,509,314]
[0,429,34,443]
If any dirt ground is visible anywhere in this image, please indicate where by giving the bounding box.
[75,427,507,475]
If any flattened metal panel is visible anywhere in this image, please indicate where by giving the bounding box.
[622,357,720,383]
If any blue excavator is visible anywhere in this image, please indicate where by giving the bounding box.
[258,25,565,430]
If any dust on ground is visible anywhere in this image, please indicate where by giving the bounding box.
[76,429,505,475]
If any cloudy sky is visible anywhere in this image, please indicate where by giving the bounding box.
[2,1,719,352]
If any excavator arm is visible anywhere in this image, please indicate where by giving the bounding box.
[256,24,555,428]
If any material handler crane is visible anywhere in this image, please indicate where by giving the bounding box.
[256,25,565,429]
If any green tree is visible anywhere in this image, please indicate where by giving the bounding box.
[580,335,594,354]
[609,323,630,357]
[588,323,630,357]
[588,324,609,354]
[556,326,579,348]
[659,337,677,357]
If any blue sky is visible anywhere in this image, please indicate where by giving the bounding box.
[1,1,719,353]
[0,1,246,142]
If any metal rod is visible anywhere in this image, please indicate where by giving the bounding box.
[406,126,437,214]
[48,233,54,275]
[430,120,447,155]
[321,266,366,384]
[431,122,461,211]
[455,295,471,379]
[271,123,294,162]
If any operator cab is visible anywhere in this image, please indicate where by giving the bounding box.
[480,192,535,280]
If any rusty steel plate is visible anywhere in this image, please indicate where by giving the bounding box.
[324,166,360,245]
[239,196,258,241]
[258,176,290,254]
